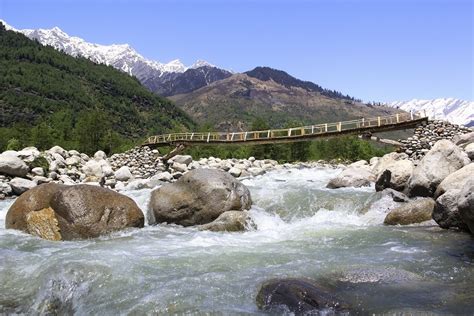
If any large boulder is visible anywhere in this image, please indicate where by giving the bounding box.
[371,152,408,176]
[374,159,414,192]
[458,179,474,234]
[433,189,469,231]
[5,183,144,240]
[256,278,350,314]
[49,185,144,239]
[434,163,474,198]
[0,154,29,177]
[198,211,255,232]
[406,140,470,197]
[326,167,375,189]
[149,169,252,226]
[6,183,67,231]
[384,198,435,225]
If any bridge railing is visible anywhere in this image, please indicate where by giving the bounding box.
[144,111,425,145]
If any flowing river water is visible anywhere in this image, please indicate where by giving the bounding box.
[1,167,473,314]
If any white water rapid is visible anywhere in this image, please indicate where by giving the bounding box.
[1,167,473,314]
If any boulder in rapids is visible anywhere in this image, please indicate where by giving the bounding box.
[375,159,414,192]
[256,278,350,314]
[149,169,252,226]
[384,198,435,225]
[433,189,469,231]
[406,140,470,197]
[5,183,144,240]
[326,167,375,189]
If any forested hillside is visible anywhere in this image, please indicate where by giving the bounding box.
[0,23,194,153]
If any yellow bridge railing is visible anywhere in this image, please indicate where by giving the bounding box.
[143,111,427,147]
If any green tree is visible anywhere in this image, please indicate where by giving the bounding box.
[31,122,55,150]
[74,110,111,154]
[6,138,20,150]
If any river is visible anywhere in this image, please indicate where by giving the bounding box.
[1,167,473,314]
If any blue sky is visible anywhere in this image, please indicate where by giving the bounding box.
[1,0,472,102]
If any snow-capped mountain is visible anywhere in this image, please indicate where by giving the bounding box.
[389,98,474,127]
[1,19,228,91]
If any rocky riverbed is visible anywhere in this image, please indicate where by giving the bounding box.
[1,124,474,314]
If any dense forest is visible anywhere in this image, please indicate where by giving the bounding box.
[0,23,194,154]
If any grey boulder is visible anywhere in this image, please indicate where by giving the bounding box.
[433,189,469,231]
[0,154,29,177]
[458,179,474,234]
[9,177,37,195]
[327,167,375,189]
[407,140,470,197]
[434,163,474,198]
[149,169,252,226]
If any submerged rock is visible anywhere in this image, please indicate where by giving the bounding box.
[5,183,144,240]
[326,167,375,189]
[334,266,422,284]
[256,278,350,314]
[198,210,255,232]
[149,169,252,226]
[407,140,470,197]
[384,198,435,225]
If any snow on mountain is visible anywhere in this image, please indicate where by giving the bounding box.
[389,98,474,127]
[0,19,216,81]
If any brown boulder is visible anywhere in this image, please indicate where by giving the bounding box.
[5,183,67,232]
[384,198,435,225]
[5,183,144,240]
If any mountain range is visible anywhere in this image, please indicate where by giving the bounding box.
[389,98,474,127]
[3,19,472,131]
[1,20,232,97]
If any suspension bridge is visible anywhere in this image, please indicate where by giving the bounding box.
[143,112,428,149]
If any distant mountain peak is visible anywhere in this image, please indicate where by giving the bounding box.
[388,98,474,127]
[191,59,215,69]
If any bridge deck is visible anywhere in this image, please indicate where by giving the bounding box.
[143,112,428,147]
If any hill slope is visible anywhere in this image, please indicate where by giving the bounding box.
[0,23,194,152]
[171,70,400,131]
